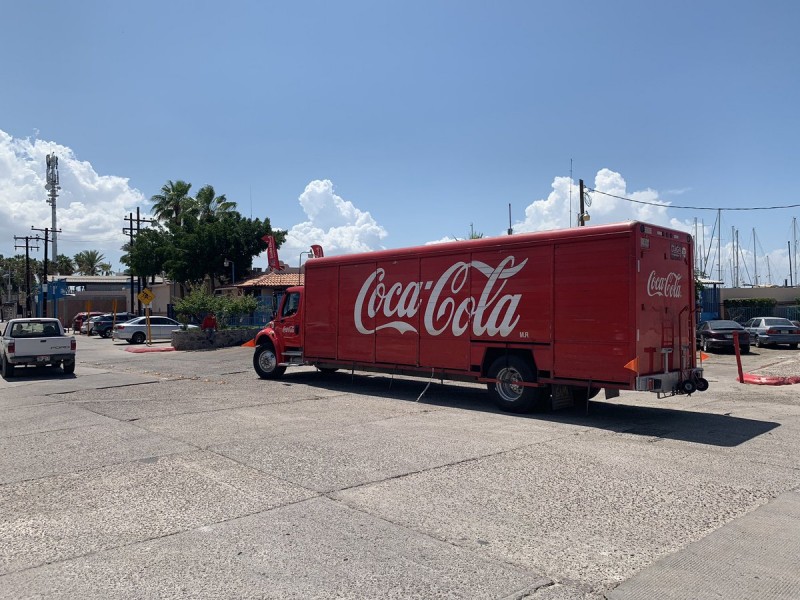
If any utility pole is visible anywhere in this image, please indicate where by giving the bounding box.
[45,154,60,269]
[578,179,591,226]
[31,226,60,317]
[14,235,40,317]
[123,209,155,315]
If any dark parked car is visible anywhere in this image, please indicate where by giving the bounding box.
[87,312,137,338]
[744,317,800,349]
[696,320,750,353]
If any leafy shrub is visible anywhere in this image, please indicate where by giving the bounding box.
[173,288,258,328]
[723,298,777,309]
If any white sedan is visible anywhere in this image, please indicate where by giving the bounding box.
[112,316,198,344]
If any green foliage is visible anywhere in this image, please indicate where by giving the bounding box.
[173,288,259,327]
[151,180,194,225]
[54,254,76,275]
[173,288,216,323]
[124,181,286,290]
[723,297,778,308]
[74,250,106,275]
[0,254,42,291]
[694,270,706,294]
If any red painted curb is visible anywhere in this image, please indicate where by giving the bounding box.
[124,346,176,353]
[739,373,800,385]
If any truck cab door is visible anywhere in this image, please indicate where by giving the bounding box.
[275,290,303,348]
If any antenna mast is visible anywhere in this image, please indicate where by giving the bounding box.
[45,154,60,271]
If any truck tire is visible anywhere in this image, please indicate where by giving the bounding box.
[1,354,14,378]
[132,332,146,344]
[62,359,76,375]
[487,355,549,413]
[254,344,286,379]
[101,329,111,339]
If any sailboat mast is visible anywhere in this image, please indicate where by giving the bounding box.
[753,228,758,286]
[717,209,722,283]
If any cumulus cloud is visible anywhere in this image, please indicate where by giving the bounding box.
[278,180,388,260]
[512,168,794,286]
[0,129,146,269]
[512,168,682,233]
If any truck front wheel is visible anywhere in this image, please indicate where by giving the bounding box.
[253,344,286,379]
[487,355,549,413]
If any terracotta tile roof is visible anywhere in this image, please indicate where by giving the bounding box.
[237,272,305,287]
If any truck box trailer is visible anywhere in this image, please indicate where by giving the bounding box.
[252,221,706,412]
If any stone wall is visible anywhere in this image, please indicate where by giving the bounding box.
[171,327,261,351]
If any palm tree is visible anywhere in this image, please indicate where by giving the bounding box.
[98,262,113,276]
[194,185,237,222]
[52,254,76,275]
[150,180,193,225]
[74,250,106,276]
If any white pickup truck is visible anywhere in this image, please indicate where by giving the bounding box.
[1,318,76,378]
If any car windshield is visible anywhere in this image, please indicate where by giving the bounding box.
[707,320,742,329]
[764,318,794,326]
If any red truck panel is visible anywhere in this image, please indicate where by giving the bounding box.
[374,258,421,366]
[298,221,697,394]
[553,235,633,384]
[338,263,376,362]
[635,225,695,376]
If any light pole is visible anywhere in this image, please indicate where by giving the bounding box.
[223,259,235,285]
[298,251,312,285]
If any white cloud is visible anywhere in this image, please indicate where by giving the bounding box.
[512,168,680,233]
[512,167,796,286]
[277,179,388,261]
[0,129,146,269]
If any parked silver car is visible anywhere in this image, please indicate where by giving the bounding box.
[111,316,197,344]
[743,317,800,349]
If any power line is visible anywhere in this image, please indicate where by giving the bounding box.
[586,187,800,211]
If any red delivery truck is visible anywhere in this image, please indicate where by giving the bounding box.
[252,221,707,412]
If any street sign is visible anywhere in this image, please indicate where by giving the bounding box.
[138,287,155,305]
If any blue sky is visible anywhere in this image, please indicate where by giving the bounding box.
[1,1,799,286]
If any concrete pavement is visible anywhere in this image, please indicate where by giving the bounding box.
[1,335,799,598]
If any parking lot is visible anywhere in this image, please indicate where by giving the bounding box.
[1,335,800,599]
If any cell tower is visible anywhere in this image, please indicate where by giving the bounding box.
[45,154,60,269]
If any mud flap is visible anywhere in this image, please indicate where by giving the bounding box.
[551,385,574,410]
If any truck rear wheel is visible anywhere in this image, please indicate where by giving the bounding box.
[487,355,549,413]
[1,354,14,378]
[253,344,286,379]
[62,360,76,375]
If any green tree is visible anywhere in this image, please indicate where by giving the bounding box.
[151,180,194,225]
[194,184,237,223]
[52,254,76,275]
[126,180,286,294]
[74,250,106,275]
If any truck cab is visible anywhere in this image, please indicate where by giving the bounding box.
[253,286,305,378]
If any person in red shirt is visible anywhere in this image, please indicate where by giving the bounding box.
[201,312,217,343]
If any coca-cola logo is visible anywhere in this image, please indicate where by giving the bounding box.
[354,256,528,338]
[647,270,683,298]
